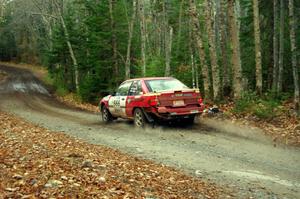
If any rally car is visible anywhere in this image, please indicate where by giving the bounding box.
[99,77,204,127]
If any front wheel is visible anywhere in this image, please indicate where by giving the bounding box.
[134,108,147,127]
[102,107,113,123]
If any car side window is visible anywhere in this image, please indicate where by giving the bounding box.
[128,81,142,96]
[116,81,132,96]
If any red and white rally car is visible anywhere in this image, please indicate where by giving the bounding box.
[99,77,204,127]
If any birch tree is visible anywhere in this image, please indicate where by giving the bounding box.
[164,26,173,77]
[175,0,185,57]
[189,18,198,88]
[163,1,173,77]
[205,0,220,100]
[277,0,284,92]
[0,0,5,19]
[253,0,262,94]
[189,0,211,99]
[125,0,136,79]
[288,0,299,115]
[272,0,279,92]
[219,0,230,95]
[109,0,118,81]
[53,0,80,92]
[138,0,146,77]
[228,0,243,98]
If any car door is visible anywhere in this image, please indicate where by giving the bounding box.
[126,80,143,117]
[110,81,132,117]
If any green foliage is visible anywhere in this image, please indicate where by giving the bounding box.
[0,14,17,61]
[56,86,69,97]
[0,0,298,104]
[253,100,280,119]
[145,56,165,77]
[232,91,289,119]
[79,75,102,103]
[233,92,257,113]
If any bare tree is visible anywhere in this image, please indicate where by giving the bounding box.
[175,0,185,57]
[189,0,211,99]
[205,0,220,100]
[0,0,5,19]
[125,0,136,79]
[109,0,118,80]
[31,0,56,51]
[138,0,146,76]
[164,26,173,77]
[228,0,243,98]
[277,0,284,92]
[288,0,299,115]
[272,0,279,92]
[219,0,230,95]
[189,18,197,88]
[162,1,173,77]
[52,0,80,92]
[253,0,262,95]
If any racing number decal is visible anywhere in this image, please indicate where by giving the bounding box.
[113,98,120,107]
[113,97,121,114]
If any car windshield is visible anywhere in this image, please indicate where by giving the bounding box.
[145,79,189,92]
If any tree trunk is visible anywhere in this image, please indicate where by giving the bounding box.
[253,0,262,95]
[288,0,300,115]
[205,0,220,101]
[125,0,136,79]
[176,0,184,57]
[219,0,230,95]
[189,20,196,88]
[53,0,79,92]
[190,17,199,89]
[189,0,211,99]
[227,0,243,99]
[277,0,284,92]
[0,0,4,19]
[109,0,118,80]
[59,14,79,92]
[214,0,221,55]
[165,26,173,77]
[138,0,146,76]
[272,0,279,92]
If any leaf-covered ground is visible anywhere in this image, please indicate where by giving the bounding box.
[0,111,226,198]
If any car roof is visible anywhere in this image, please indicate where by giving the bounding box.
[125,77,174,82]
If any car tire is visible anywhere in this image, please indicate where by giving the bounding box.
[134,108,147,128]
[102,107,113,123]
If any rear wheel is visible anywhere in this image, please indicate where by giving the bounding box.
[134,108,147,127]
[102,107,113,123]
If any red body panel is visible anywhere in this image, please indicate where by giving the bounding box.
[99,77,204,121]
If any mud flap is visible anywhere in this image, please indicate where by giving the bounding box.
[141,109,154,123]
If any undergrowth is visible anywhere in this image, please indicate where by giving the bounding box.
[232,91,291,119]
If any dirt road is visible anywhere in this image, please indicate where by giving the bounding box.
[0,64,299,198]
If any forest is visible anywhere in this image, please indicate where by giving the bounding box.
[0,0,299,114]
